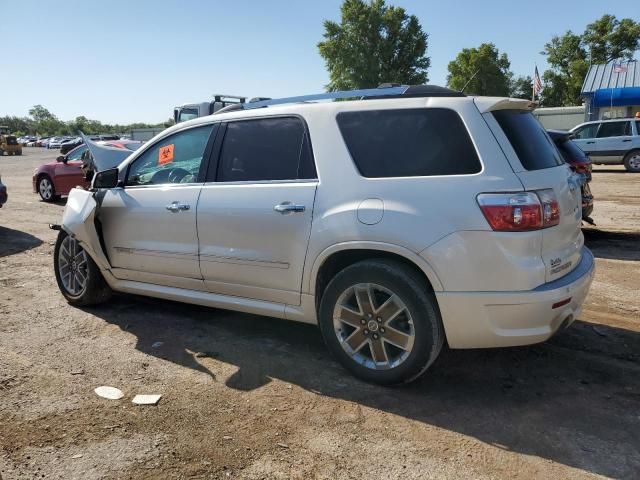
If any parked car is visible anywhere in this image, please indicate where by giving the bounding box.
[0,174,7,208]
[33,141,141,202]
[47,137,69,149]
[547,130,594,222]
[53,86,594,385]
[60,137,82,155]
[570,118,640,172]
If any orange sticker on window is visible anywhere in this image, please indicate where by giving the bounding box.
[158,144,174,165]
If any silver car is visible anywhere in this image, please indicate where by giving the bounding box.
[53,85,594,384]
[570,118,640,172]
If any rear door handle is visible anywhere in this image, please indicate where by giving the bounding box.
[166,201,190,212]
[586,141,595,144]
[622,139,632,142]
[274,202,305,214]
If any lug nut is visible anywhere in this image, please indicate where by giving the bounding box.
[380,327,385,333]
[377,317,382,323]
[368,313,373,318]
[360,319,366,325]
[363,329,369,335]
[373,333,379,340]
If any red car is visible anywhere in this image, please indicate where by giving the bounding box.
[33,141,141,202]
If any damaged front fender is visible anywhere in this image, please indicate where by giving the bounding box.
[61,188,111,271]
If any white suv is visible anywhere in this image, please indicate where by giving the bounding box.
[570,118,640,172]
[54,85,594,385]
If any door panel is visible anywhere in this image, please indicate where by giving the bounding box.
[54,161,85,194]
[100,185,203,283]
[197,182,316,305]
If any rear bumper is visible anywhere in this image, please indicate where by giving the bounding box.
[436,247,595,348]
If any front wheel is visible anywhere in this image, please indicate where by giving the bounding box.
[623,150,640,173]
[38,175,58,202]
[318,259,444,385]
[54,230,112,306]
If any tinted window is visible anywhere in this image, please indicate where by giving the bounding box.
[557,139,588,163]
[126,125,214,186]
[636,121,640,135]
[572,124,598,139]
[216,117,316,182]
[337,109,481,178]
[597,121,630,138]
[493,110,563,170]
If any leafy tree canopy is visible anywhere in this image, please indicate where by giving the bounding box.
[447,43,511,96]
[318,0,430,91]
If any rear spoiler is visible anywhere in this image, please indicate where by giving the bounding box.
[474,97,537,113]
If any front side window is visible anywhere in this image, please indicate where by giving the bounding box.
[572,124,598,140]
[67,144,88,161]
[597,121,630,138]
[126,125,214,186]
[216,117,316,182]
[337,108,481,178]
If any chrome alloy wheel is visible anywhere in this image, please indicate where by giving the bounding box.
[333,283,415,370]
[58,235,88,297]
[628,153,640,171]
[39,177,53,200]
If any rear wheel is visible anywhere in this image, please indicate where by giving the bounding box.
[318,259,444,385]
[38,175,58,202]
[623,150,640,173]
[54,230,111,306]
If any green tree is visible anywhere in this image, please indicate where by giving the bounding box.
[510,75,533,100]
[540,15,640,106]
[583,15,640,63]
[446,43,511,96]
[318,0,430,91]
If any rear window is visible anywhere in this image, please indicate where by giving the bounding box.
[597,121,630,138]
[336,109,481,178]
[557,139,588,163]
[493,110,563,170]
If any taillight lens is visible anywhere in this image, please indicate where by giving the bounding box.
[477,190,559,231]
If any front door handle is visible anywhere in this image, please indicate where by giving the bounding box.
[166,201,190,213]
[274,202,305,214]
[622,139,632,142]
[586,141,595,144]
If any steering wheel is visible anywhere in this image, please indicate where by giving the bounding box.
[167,168,191,184]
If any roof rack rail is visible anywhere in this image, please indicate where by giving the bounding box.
[244,85,410,110]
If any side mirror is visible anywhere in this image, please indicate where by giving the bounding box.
[56,155,65,163]
[93,168,120,189]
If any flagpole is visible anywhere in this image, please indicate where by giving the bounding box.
[532,65,536,102]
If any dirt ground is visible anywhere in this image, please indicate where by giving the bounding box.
[1,148,639,480]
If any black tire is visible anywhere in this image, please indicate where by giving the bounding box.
[54,230,112,306]
[37,175,59,202]
[623,150,640,173]
[318,259,444,385]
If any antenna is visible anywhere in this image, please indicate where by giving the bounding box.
[461,69,480,94]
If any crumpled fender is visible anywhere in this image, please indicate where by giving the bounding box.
[61,188,111,271]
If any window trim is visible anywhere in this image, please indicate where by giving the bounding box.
[336,107,484,179]
[123,123,219,188]
[206,114,318,185]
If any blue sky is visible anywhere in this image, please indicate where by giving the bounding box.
[1,0,638,124]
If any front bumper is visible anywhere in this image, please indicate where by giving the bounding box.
[0,187,7,207]
[436,247,595,349]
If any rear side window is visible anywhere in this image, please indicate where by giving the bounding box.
[493,110,563,170]
[216,117,316,182]
[337,109,481,178]
[597,121,630,138]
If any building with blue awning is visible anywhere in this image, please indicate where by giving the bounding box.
[581,60,640,121]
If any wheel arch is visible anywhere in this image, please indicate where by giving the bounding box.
[309,242,443,309]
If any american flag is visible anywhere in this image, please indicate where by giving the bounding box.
[533,66,543,96]
[613,62,627,73]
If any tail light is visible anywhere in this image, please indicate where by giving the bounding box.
[477,190,559,231]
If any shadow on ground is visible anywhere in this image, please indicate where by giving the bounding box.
[0,226,43,257]
[86,293,640,478]
[583,228,640,261]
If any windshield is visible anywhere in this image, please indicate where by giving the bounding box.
[178,107,199,123]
